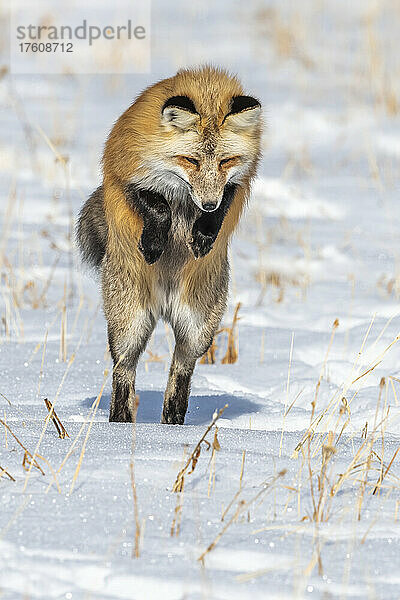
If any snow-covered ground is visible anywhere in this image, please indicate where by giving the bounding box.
[1,1,400,598]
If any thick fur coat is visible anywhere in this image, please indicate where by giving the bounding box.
[76,66,262,424]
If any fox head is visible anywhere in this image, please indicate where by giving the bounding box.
[118,67,262,213]
[157,92,261,211]
[104,67,262,214]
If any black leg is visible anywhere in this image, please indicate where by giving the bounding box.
[190,183,237,258]
[161,347,197,424]
[108,310,155,423]
[109,366,137,422]
[125,184,172,264]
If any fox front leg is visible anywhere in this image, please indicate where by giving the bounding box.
[125,184,172,264]
[190,183,237,258]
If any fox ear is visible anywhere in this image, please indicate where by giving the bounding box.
[161,96,199,132]
[223,96,261,131]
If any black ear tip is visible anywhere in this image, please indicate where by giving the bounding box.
[230,95,261,114]
[162,95,198,115]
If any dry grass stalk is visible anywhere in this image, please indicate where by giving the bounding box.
[355,380,387,513]
[292,319,339,458]
[59,285,68,362]
[200,500,245,564]
[221,489,242,523]
[221,302,241,364]
[351,336,400,385]
[365,21,399,116]
[236,561,296,583]
[129,395,141,558]
[389,376,399,406]
[200,336,218,364]
[330,408,391,498]
[70,294,85,338]
[8,86,39,174]
[314,431,336,522]
[33,122,85,202]
[26,312,60,364]
[0,466,15,481]
[172,404,228,493]
[170,488,184,537]
[306,403,317,522]
[0,393,12,407]
[239,449,245,488]
[22,451,59,490]
[377,274,397,299]
[360,487,394,545]
[35,255,60,309]
[198,469,286,563]
[301,400,339,576]
[304,541,324,578]
[314,319,339,404]
[221,450,246,522]
[370,450,398,486]
[44,387,103,494]
[307,315,376,456]
[33,453,61,492]
[1,270,24,340]
[3,410,8,449]
[0,494,32,540]
[255,266,310,305]
[299,318,397,463]
[373,445,400,496]
[255,8,314,69]
[326,397,350,450]
[24,315,93,491]
[44,398,69,439]
[252,522,307,536]
[22,451,31,471]
[207,426,221,497]
[43,319,110,494]
[68,367,111,494]
[24,351,76,491]
[375,379,388,495]
[361,422,368,440]
[36,330,48,400]
[259,329,265,363]
[279,331,294,457]
[0,194,62,317]
[0,418,44,475]
[22,450,59,490]
[199,326,229,364]
[0,186,16,272]
[171,447,187,537]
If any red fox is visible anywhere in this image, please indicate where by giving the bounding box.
[76,66,262,424]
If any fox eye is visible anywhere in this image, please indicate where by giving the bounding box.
[219,156,239,168]
[182,156,199,166]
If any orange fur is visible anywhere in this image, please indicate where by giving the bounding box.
[87,66,263,423]
[102,66,261,309]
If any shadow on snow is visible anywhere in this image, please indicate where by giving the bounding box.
[81,389,260,426]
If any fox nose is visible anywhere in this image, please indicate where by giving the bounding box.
[202,202,217,212]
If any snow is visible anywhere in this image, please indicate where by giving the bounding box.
[1,1,400,598]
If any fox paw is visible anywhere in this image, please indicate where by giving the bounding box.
[190,230,215,258]
[138,233,166,264]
